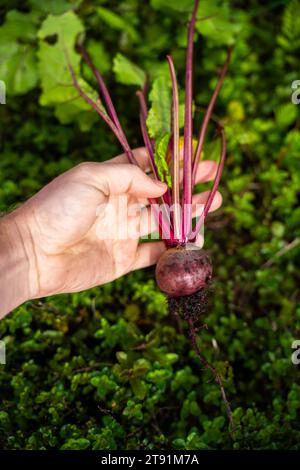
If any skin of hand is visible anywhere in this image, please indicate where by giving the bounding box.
[0,147,222,318]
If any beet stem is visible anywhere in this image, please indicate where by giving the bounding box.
[187,317,236,435]
[151,202,174,242]
[78,44,139,166]
[68,63,138,165]
[192,48,232,184]
[136,90,161,182]
[182,0,200,242]
[69,61,172,241]
[167,55,181,241]
[192,128,226,240]
[136,89,172,207]
[203,128,227,217]
[137,90,174,242]
[77,43,124,134]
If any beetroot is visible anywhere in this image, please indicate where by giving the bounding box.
[155,246,212,297]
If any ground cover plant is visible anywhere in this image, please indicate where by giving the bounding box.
[0,0,300,450]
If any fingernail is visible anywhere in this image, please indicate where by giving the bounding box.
[155,180,167,188]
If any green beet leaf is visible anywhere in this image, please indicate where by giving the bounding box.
[154,133,172,187]
[96,6,140,43]
[38,11,98,126]
[29,0,83,15]
[0,11,39,94]
[151,0,195,13]
[146,74,171,139]
[113,53,146,87]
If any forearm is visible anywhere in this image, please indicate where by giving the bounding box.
[0,210,37,318]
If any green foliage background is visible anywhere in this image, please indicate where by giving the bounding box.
[0,0,300,450]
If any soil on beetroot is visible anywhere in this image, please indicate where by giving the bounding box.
[168,286,212,322]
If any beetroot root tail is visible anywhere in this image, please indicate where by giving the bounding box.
[187,316,236,436]
[168,288,236,436]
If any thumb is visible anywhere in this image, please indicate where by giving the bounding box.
[93,162,168,198]
[129,168,168,198]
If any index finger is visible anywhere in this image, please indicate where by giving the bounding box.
[109,147,152,172]
[110,147,219,183]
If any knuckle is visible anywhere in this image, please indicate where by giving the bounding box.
[74,161,96,177]
[215,191,223,203]
[131,164,144,177]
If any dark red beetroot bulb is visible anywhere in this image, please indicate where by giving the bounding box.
[155,245,212,297]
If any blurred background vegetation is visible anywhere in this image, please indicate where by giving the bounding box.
[0,0,300,450]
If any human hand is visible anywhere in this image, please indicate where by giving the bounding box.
[0,148,222,317]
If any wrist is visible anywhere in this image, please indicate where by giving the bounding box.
[0,209,39,318]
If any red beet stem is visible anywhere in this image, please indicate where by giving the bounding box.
[191,128,226,241]
[192,48,231,184]
[68,63,138,165]
[182,0,200,242]
[68,60,171,241]
[77,43,123,132]
[167,55,181,241]
[136,90,172,207]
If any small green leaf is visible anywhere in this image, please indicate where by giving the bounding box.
[130,379,147,400]
[96,6,140,42]
[197,16,241,46]
[0,45,38,95]
[227,100,245,121]
[195,0,242,46]
[61,438,90,450]
[0,11,39,95]
[29,0,83,15]
[179,103,186,129]
[275,103,298,129]
[205,138,221,162]
[0,10,38,41]
[86,39,110,75]
[116,351,128,364]
[113,53,145,87]
[154,134,172,187]
[282,0,300,41]
[54,102,97,132]
[151,0,194,13]
[271,221,285,238]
